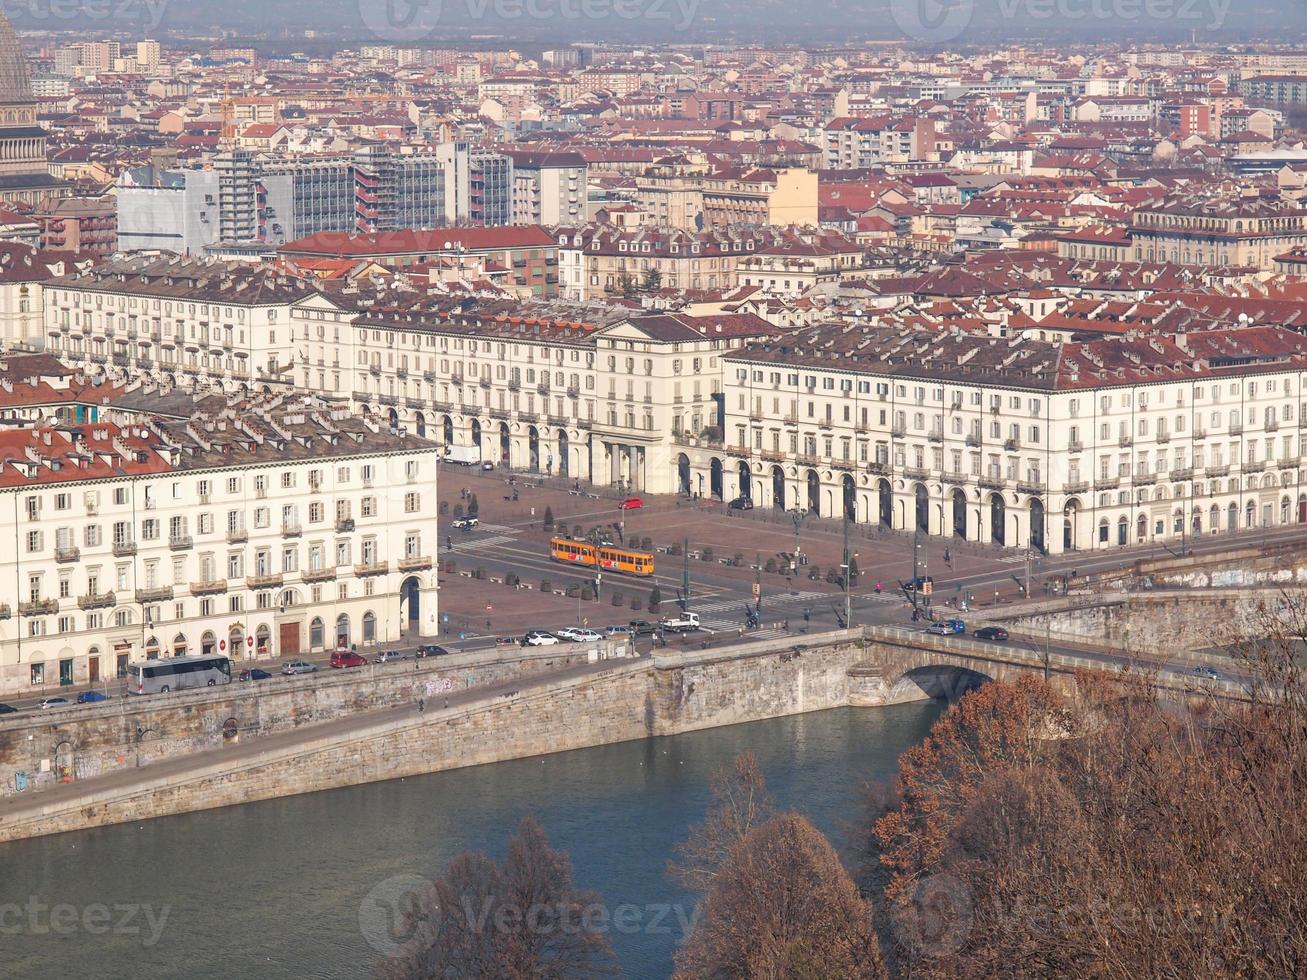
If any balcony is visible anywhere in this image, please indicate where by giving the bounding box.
[965,434,981,448]
[867,461,889,476]
[1093,477,1119,491]
[489,408,510,421]
[1134,472,1157,486]
[281,523,302,538]
[547,414,568,427]
[890,425,906,438]
[1068,439,1083,453]
[519,411,539,424]
[1229,423,1243,436]
[1118,435,1133,447]
[927,431,944,443]
[537,385,550,398]
[1155,431,1171,444]
[759,449,786,463]
[1017,479,1046,494]
[903,466,929,481]
[336,518,355,533]
[1193,427,1207,439]
[169,535,193,551]
[0,604,10,620]
[135,586,173,603]
[942,471,969,486]
[1205,465,1230,478]
[479,377,492,389]
[795,453,822,467]
[1064,480,1090,494]
[979,475,1006,490]
[1170,467,1193,482]
[1003,438,1020,451]
[1243,460,1266,473]
[354,561,389,577]
[831,458,857,471]
[189,580,228,597]
[398,555,433,572]
[1266,419,1280,432]
[1279,456,1301,470]
[54,546,80,563]
[247,573,283,589]
[566,386,579,399]
[302,568,337,583]
[112,540,137,557]
[19,598,58,616]
[507,379,521,392]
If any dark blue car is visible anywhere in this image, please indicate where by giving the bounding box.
[76,691,108,704]
[239,668,272,682]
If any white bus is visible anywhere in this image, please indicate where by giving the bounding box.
[129,654,232,695]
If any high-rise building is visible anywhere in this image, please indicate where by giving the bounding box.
[136,39,161,70]
[0,12,70,206]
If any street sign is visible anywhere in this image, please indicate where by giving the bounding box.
[923,581,933,596]
[751,582,760,598]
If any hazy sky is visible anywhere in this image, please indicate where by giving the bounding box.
[10,0,1305,46]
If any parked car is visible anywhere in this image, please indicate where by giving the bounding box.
[628,620,658,637]
[522,630,560,647]
[282,660,317,676]
[481,461,495,471]
[907,575,934,592]
[76,690,109,703]
[373,650,407,664]
[619,497,644,510]
[554,627,585,642]
[604,625,632,637]
[941,618,966,634]
[39,697,70,709]
[330,651,368,668]
[238,668,272,682]
[1193,665,1221,681]
[974,626,1009,642]
[926,622,953,636]
[0,702,16,714]
[452,517,479,529]
[570,628,604,643]
[727,496,753,510]
[416,644,450,658]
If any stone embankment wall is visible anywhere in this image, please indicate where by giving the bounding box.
[0,632,883,843]
[0,646,594,799]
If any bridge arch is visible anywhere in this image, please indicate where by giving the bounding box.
[893,664,992,703]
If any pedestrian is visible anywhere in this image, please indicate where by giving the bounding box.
[875,581,883,593]
[446,535,452,551]
[418,697,425,713]
[444,698,449,709]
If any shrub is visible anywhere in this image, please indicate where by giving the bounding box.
[641,536,653,551]
[566,584,580,598]
[630,596,642,611]
[847,556,860,586]
[439,500,449,515]
[573,524,584,539]
[543,506,555,529]
[476,567,487,580]
[764,558,778,574]
[649,585,662,613]
[825,567,839,585]
[467,494,479,518]
[445,560,456,574]
[808,566,821,580]
[505,573,519,587]
[453,504,464,518]
[611,591,624,607]
[733,552,744,567]
[702,546,714,563]
[669,542,682,556]
[540,578,552,594]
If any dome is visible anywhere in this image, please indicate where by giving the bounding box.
[0,11,32,104]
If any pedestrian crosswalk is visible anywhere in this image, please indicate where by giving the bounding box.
[451,533,517,550]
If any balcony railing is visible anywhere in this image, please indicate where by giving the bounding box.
[1016,479,1046,494]
[1118,435,1133,447]
[1279,456,1301,470]
[112,540,137,556]
[927,431,944,443]
[19,598,58,616]
[281,523,302,538]
[1064,480,1089,494]
[335,518,355,533]
[189,580,228,596]
[1155,431,1171,444]
[1205,464,1230,477]
[1094,477,1119,491]
[903,466,929,481]
[1068,439,1083,453]
[354,561,389,577]
[169,535,193,551]
[965,434,981,448]
[54,546,80,563]
[979,475,1006,490]
[1004,438,1020,451]
[1267,419,1280,432]
[227,528,248,543]
[398,555,433,572]
[1134,472,1157,486]
[1229,423,1243,436]
[135,586,174,603]
[78,591,116,610]
[247,573,283,589]
[1243,460,1266,472]
[1170,467,1193,482]
[302,568,337,583]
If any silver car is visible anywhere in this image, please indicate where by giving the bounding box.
[281,660,318,675]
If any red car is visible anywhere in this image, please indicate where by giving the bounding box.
[329,650,367,669]
[619,497,644,510]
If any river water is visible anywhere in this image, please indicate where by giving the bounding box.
[1,703,942,979]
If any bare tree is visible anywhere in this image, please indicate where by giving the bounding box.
[379,816,618,980]
[674,813,887,980]
[668,751,776,891]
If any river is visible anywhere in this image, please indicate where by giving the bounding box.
[0,702,943,979]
